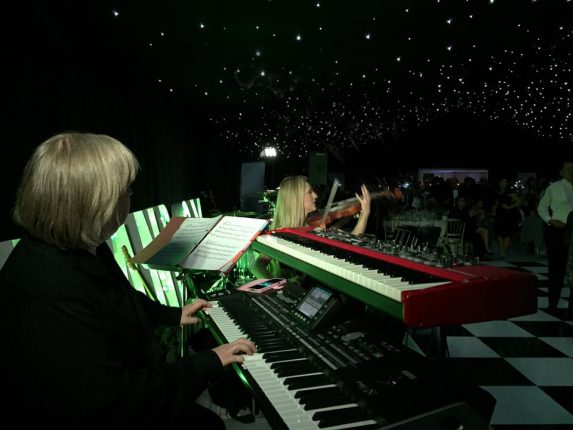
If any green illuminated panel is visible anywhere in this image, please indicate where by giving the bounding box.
[127,209,182,307]
[155,205,170,229]
[181,201,192,218]
[143,208,182,306]
[156,269,183,307]
[233,248,258,283]
[108,229,129,279]
[170,201,185,218]
[155,205,185,305]
[109,226,151,297]
[171,198,202,219]
[188,198,202,218]
[125,212,170,305]
[144,208,161,237]
[171,273,186,306]
[133,211,154,247]
[0,239,17,270]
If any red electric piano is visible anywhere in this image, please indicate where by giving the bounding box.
[252,227,538,328]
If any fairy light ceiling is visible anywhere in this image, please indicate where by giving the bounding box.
[20,1,573,161]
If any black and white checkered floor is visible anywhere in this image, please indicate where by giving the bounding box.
[438,251,573,429]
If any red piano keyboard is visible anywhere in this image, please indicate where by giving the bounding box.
[255,227,538,327]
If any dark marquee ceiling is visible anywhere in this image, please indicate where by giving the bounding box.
[5,0,573,169]
[111,0,572,159]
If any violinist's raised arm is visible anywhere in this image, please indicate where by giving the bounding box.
[351,184,371,235]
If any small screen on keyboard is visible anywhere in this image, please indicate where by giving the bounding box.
[297,286,332,319]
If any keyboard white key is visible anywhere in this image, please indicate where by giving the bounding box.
[257,235,450,302]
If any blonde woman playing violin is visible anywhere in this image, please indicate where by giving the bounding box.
[251,175,371,281]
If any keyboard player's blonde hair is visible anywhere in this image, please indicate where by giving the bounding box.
[14,132,139,251]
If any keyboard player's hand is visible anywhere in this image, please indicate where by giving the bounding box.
[180,299,212,326]
[213,339,257,366]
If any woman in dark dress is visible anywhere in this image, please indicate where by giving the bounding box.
[493,178,522,258]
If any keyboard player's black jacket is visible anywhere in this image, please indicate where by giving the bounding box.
[0,235,222,427]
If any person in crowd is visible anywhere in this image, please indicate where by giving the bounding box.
[409,180,426,210]
[427,176,451,212]
[469,198,494,257]
[493,178,522,258]
[379,179,404,218]
[0,132,256,427]
[537,159,573,312]
[459,176,479,203]
[252,175,371,280]
[448,196,491,259]
[519,176,545,256]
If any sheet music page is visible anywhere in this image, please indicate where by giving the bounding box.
[181,216,268,271]
[132,216,221,267]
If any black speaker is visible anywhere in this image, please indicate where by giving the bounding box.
[309,151,328,185]
[240,161,265,213]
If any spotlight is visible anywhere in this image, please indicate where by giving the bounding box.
[260,147,278,158]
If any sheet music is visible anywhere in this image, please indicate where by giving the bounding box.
[136,216,221,266]
[148,215,222,265]
[181,216,267,271]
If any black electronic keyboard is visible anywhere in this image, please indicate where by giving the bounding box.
[203,288,495,430]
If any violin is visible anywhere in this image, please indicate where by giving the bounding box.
[307,191,384,228]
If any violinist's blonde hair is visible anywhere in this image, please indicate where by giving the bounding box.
[14,132,139,250]
[271,175,309,229]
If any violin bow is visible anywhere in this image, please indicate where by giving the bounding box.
[319,178,341,229]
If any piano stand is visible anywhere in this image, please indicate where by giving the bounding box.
[408,326,450,361]
[432,326,450,360]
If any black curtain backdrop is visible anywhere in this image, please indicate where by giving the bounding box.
[1,84,247,241]
[0,2,248,241]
